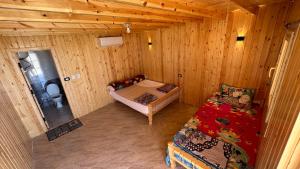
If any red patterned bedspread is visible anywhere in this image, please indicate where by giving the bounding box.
[173,96,263,169]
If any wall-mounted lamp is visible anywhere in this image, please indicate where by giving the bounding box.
[237,36,245,41]
[148,37,152,50]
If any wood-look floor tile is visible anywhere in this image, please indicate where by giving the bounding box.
[33,101,196,169]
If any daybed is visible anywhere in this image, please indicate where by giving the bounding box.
[167,84,262,169]
[107,75,180,125]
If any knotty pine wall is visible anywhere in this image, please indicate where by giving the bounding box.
[0,81,32,169]
[256,1,300,168]
[221,2,289,102]
[140,19,227,105]
[0,33,142,137]
[287,0,300,24]
[256,25,300,169]
[140,2,288,106]
[0,2,290,138]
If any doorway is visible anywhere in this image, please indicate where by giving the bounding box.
[265,27,298,126]
[17,50,74,129]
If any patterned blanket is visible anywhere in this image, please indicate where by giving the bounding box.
[157,84,176,93]
[134,93,157,105]
[173,96,262,169]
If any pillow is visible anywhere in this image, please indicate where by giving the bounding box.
[219,84,255,109]
[132,74,145,84]
[109,74,145,91]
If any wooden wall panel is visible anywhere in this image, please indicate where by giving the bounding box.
[140,19,227,106]
[0,40,46,138]
[256,2,300,168]
[140,30,164,82]
[256,26,300,169]
[221,3,289,102]
[181,20,227,105]
[0,80,32,169]
[140,2,288,106]
[0,33,143,137]
[287,0,300,23]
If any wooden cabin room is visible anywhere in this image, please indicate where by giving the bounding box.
[0,0,299,169]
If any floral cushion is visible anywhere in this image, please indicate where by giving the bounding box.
[219,84,255,109]
[109,74,145,91]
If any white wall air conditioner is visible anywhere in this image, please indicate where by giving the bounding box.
[98,36,123,47]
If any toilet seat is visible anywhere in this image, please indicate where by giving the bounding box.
[52,94,61,99]
[46,83,60,97]
[46,83,63,109]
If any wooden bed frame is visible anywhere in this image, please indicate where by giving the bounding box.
[168,142,211,169]
[147,87,180,125]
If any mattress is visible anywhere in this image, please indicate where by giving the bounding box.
[173,96,262,169]
[108,80,179,115]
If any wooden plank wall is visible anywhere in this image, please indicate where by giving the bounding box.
[140,19,227,105]
[256,1,300,168]
[0,2,290,138]
[0,80,32,169]
[287,0,300,24]
[0,33,143,137]
[256,25,300,169]
[221,2,289,102]
[140,2,288,106]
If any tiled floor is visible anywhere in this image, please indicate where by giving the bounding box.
[33,101,196,169]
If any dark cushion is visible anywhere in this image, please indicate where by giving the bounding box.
[109,74,145,91]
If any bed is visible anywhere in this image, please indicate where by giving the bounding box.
[107,75,180,125]
[167,84,262,169]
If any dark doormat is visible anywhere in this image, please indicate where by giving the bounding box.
[46,119,83,141]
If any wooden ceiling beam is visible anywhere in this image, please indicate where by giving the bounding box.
[0,8,172,27]
[0,0,203,23]
[0,21,168,30]
[0,28,121,36]
[0,0,242,34]
[104,0,222,18]
[0,27,162,32]
[0,25,165,36]
[230,0,259,14]
[80,0,210,19]
[0,21,29,29]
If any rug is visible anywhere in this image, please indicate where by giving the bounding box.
[46,118,83,141]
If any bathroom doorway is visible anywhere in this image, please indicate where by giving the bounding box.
[17,50,74,129]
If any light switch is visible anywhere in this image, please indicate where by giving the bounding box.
[75,73,80,79]
[71,75,76,80]
[69,73,81,80]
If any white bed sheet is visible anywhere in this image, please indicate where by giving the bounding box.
[108,80,179,116]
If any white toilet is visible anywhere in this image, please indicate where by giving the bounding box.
[46,83,63,109]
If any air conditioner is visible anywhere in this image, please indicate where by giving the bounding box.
[97,36,123,47]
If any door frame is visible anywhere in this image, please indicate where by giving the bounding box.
[263,26,299,136]
[9,47,75,131]
[265,30,296,124]
[17,54,50,129]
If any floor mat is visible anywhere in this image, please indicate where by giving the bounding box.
[46,118,83,141]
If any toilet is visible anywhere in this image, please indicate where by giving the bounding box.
[46,83,63,109]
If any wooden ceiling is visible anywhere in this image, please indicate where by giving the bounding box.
[0,0,287,35]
